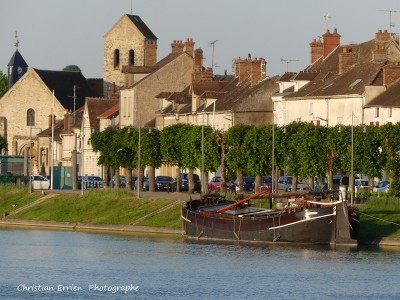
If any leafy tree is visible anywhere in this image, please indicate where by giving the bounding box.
[140,127,161,192]
[62,65,81,72]
[0,70,7,97]
[225,124,252,193]
[0,135,7,153]
[243,125,273,192]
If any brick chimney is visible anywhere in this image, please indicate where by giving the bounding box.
[144,39,157,66]
[48,114,55,129]
[339,47,356,74]
[323,28,341,58]
[383,63,400,86]
[171,40,184,54]
[375,29,391,41]
[310,38,323,64]
[184,38,195,57]
[234,55,267,85]
[64,111,72,131]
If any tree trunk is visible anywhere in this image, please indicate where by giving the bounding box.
[188,169,194,194]
[148,166,155,192]
[254,174,261,193]
[115,168,120,189]
[237,169,243,193]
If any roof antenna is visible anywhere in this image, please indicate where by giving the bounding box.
[378,9,400,33]
[130,0,133,14]
[14,30,19,49]
[209,40,219,70]
[280,57,299,72]
[323,13,331,31]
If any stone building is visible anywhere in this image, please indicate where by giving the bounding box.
[103,14,158,96]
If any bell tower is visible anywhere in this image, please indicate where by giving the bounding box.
[7,31,28,88]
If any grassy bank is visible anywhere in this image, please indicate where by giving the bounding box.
[0,185,399,238]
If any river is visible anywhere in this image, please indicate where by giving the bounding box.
[0,227,399,300]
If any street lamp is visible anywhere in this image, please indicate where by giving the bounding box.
[29,126,42,193]
[80,113,89,196]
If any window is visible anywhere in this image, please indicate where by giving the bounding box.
[375,107,379,118]
[114,49,120,67]
[129,50,135,65]
[309,103,313,116]
[388,107,392,118]
[27,108,35,126]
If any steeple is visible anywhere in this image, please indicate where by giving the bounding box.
[7,31,28,88]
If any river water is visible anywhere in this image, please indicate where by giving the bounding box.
[0,227,399,300]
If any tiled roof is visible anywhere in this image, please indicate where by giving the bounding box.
[205,76,279,112]
[278,72,296,82]
[34,69,99,111]
[98,103,119,119]
[365,78,400,107]
[86,98,119,130]
[285,39,391,99]
[127,15,157,40]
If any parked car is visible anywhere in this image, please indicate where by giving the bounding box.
[208,176,232,192]
[176,173,201,193]
[278,176,309,192]
[373,180,390,193]
[134,177,149,191]
[155,176,175,191]
[230,176,255,192]
[354,179,369,192]
[112,175,127,188]
[78,176,103,189]
[30,175,50,190]
[252,176,272,193]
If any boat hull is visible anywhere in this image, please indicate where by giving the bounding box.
[181,201,356,245]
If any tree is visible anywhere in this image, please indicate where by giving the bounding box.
[140,127,162,192]
[225,124,252,193]
[62,65,81,72]
[0,70,7,97]
[0,135,7,153]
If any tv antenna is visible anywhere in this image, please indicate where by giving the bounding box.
[378,9,400,33]
[281,57,299,72]
[130,0,133,14]
[209,40,219,69]
[323,13,331,30]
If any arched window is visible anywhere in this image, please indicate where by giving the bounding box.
[114,49,120,67]
[129,49,135,65]
[27,108,35,126]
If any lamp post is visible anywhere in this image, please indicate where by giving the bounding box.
[137,123,141,199]
[202,111,205,194]
[29,126,42,193]
[80,113,89,196]
[350,113,354,206]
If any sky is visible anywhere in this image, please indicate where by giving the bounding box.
[1,0,400,79]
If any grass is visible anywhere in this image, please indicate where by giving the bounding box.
[357,196,400,239]
[0,184,44,215]
[10,188,181,227]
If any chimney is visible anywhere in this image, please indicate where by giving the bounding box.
[339,47,356,74]
[383,63,400,86]
[64,111,72,131]
[184,38,195,57]
[144,39,157,66]
[323,28,341,57]
[375,29,391,41]
[171,40,184,54]
[234,56,267,85]
[310,38,323,64]
[48,114,55,129]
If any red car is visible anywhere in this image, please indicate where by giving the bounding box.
[252,176,272,193]
[208,176,232,192]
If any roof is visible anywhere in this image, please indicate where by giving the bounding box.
[34,68,99,111]
[7,49,28,68]
[126,15,157,40]
[86,98,119,130]
[285,39,392,99]
[365,78,400,107]
[98,103,119,119]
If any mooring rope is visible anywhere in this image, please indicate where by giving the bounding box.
[358,211,400,227]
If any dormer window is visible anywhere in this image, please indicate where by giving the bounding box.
[27,108,35,126]
[129,50,135,65]
[114,49,120,68]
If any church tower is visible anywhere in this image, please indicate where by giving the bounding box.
[103,14,158,96]
[7,32,28,88]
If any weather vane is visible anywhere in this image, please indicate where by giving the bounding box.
[14,31,19,49]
